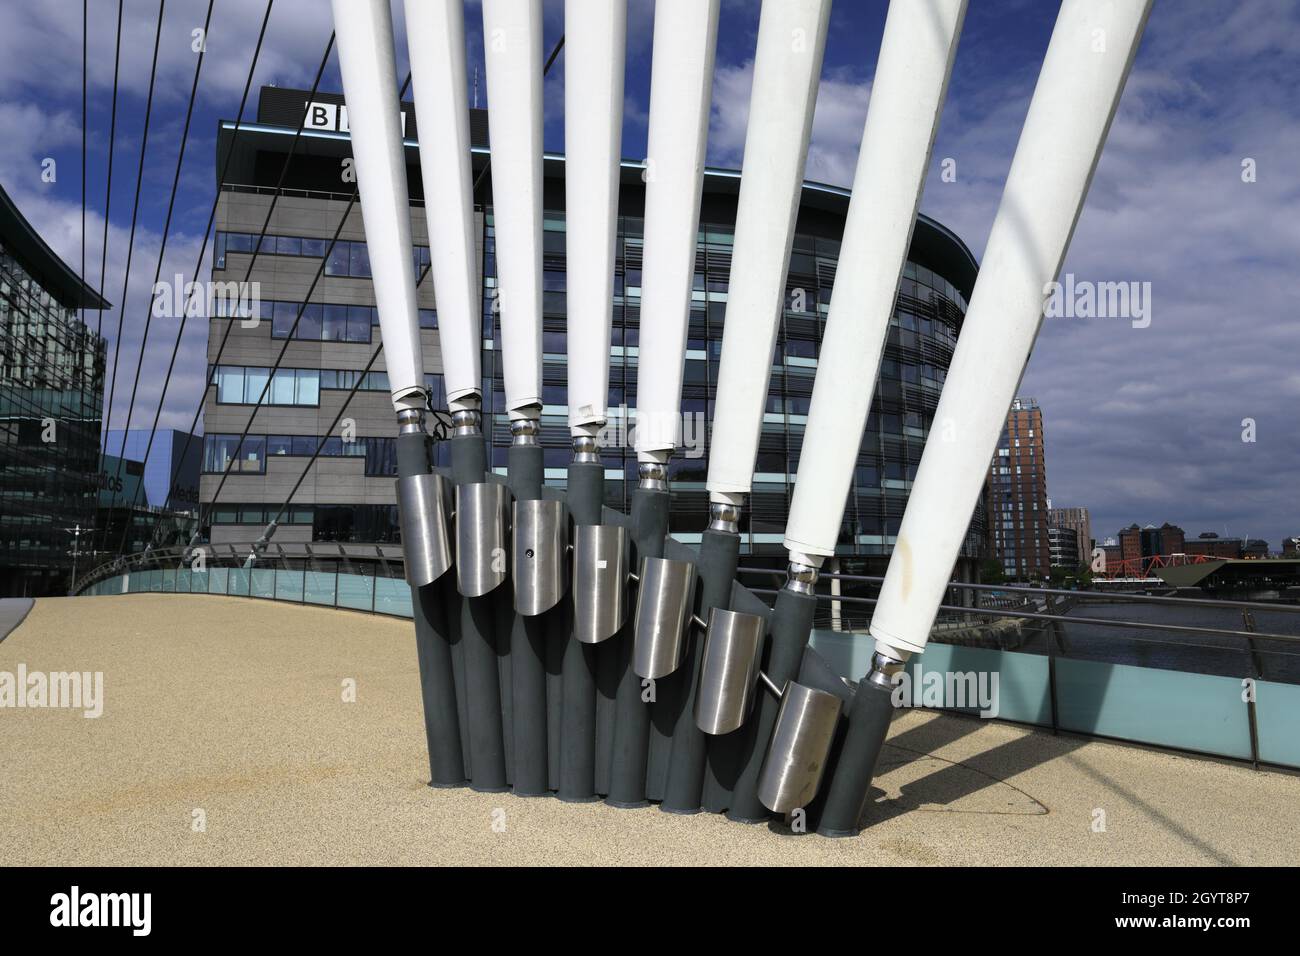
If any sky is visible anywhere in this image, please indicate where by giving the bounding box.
[3,0,1298,547]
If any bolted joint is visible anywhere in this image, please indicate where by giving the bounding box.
[708,500,742,534]
[571,433,600,464]
[397,407,424,435]
[865,650,907,691]
[451,408,481,437]
[637,460,668,491]
[510,418,540,446]
[783,560,820,595]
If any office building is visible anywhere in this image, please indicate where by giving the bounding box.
[1047,525,1079,570]
[200,86,983,574]
[1047,504,1092,569]
[986,397,1049,579]
[1184,532,1244,559]
[97,429,202,555]
[0,185,108,596]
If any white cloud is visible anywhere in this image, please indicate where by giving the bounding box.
[708,60,870,187]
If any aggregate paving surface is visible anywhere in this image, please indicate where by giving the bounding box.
[2,594,1294,866]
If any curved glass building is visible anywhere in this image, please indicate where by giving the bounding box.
[203,87,983,579]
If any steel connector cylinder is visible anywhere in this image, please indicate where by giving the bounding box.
[631,556,696,680]
[694,608,765,736]
[455,482,509,597]
[756,681,843,814]
[396,472,453,587]
[512,499,568,615]
[572,524,629,644]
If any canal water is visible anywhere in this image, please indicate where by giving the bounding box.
[1011,600,1300,684]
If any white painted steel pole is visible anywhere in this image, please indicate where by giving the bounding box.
[565,0,626,444]
[783,0,968,568]
[869,0,1152,664]
[633,0,721,472]
[482,0,545,423]
[706,0,831,512]
[330,0,426,412]
[404,0,483,414]
[726,0,969,826]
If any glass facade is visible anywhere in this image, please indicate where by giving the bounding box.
[214,230,431,281]
[0,240,106,596]
[477,209,983,561]
[200,95,983,565]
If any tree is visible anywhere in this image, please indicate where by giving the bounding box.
[979,558,1006,585]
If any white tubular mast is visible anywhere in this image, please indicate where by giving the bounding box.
[706,0,832,505]
[565,0,627,439]
[482,0,544,421]
[633,0,721,464]
[783,0,967,562]
[330,0,426,412]
[870,0,1153,659]
[404,0,482,413]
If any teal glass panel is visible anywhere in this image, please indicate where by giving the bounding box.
[250,569,275,598]
[304,571,337,606]
[208,567,229,595]
[1055,658,1251,760]
[808,629,873,680]
[902,644,1052,726]
[1255,680,1300,769]
[275,569,305,602]
[227,568,250,596]
[373,576,412,617]
[337,572,375,612]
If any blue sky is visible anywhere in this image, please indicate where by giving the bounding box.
[3,0,1298,547]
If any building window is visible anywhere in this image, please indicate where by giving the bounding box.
[213,366,320,406]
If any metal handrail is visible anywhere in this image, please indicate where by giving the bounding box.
[746,587,1300,647]
[735,566,1300,615]
[73,540,405,594]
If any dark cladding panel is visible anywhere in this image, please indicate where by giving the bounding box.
[255,85,492,149]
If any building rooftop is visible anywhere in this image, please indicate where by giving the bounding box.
[0,184,110,311]
[214,87,980,301]
[4,593,1295,865]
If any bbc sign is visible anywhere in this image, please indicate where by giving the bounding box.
[303,101,408,136]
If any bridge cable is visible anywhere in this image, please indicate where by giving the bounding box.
[108,0,276,558]
[92,0,124,341]
[103,0,216,554]
[131,30,339,556]
[199,71,417,537]
[93,0,167,555]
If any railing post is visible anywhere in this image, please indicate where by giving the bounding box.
[1047,634,1060,736]
[1242,608,1261,771]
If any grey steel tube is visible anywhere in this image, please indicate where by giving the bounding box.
[545,595,567,792]
[397,417,465,787]
[442,440,474,780]
[813,652,901,836]
[506,419,548,795]
[607,468,669,807]
[450,414,508,792]
[661,508,740,813]
[726,563,819,822]
[443,546,472,780]
[560,448,604,800]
